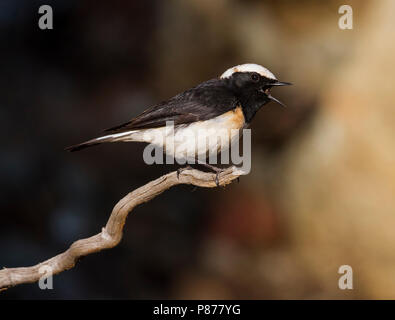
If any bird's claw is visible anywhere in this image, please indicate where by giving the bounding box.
[215,172,220,186]
[214,170,225,187]
[177,166,192,179]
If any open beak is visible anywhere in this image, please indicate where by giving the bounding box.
[267,94,287,107]
[270,81,292,87]
[266,81,292,107]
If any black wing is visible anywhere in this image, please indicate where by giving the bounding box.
[104,79,237,132]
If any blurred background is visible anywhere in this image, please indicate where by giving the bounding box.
[1,0,394,299]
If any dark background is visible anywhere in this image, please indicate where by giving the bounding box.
[2,0,393,299]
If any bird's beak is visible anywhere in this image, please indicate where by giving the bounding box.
[267,94,286,107]
[271,81,292,86]
[267,81,292,107]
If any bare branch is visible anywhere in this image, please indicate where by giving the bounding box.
[0,166,246,292]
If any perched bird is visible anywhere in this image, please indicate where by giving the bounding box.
[66,63,291,184]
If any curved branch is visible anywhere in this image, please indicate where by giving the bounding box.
[0,166,246,292]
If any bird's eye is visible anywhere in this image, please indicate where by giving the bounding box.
[251,73,260,82]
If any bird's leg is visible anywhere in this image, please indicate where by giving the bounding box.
[177,165,193,179]
[195,160,225,186]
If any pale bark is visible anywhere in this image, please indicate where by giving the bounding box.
[0,167,245,291]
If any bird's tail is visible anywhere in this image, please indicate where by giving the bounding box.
[65,131,135,152]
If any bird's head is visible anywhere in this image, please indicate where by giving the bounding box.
[220,63,291,107]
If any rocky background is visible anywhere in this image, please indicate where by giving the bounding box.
[1,0,393,299]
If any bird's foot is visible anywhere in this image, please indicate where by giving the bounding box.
[194,161,227,187]
[212,167,225,187]
[177,165,193,179]
[202,164,224,186]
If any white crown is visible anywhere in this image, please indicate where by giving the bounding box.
[220,63,276,80]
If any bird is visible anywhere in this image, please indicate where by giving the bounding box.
[66,63,291,185]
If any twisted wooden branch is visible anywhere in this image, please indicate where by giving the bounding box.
[0,166,246,292]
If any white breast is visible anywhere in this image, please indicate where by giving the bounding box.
[121,107,245,163]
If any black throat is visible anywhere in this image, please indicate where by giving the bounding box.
[237,91,268,123]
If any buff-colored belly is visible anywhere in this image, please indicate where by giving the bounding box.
[124,106,245,161]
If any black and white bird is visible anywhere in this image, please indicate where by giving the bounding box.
[66,63,291,183]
